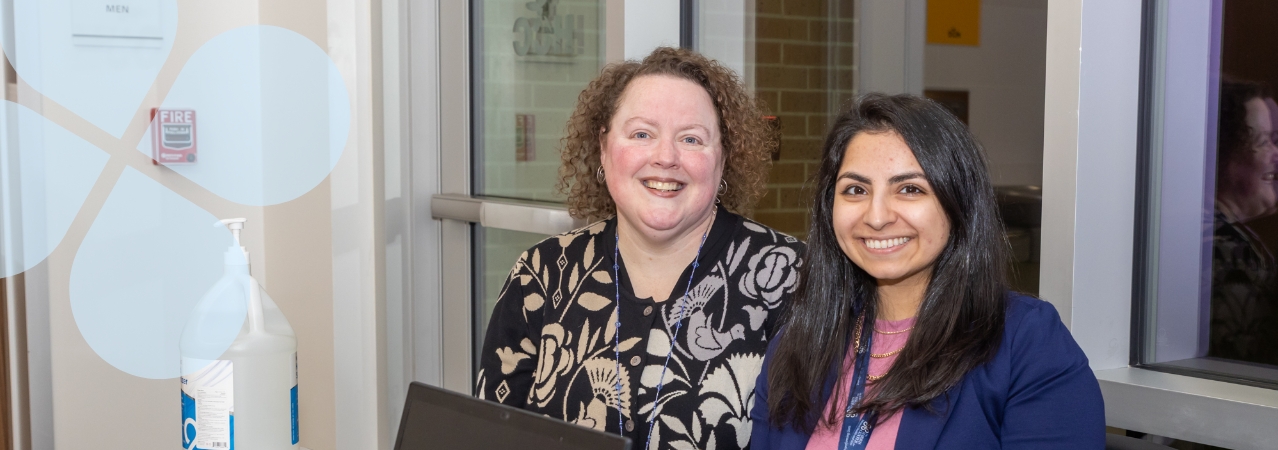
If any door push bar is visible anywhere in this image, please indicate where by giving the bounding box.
[430,194,585,236]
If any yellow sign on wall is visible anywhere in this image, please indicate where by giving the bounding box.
[927,0,981,46]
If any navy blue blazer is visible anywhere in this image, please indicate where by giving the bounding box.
[749,294,1105,449]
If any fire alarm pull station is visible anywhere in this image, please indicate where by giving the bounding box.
[151,108,197,165]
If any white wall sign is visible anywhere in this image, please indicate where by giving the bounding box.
[71,0,163,46]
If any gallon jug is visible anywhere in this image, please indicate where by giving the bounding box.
[181,218,299,450]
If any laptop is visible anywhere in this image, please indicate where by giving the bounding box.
[393,381,633,450]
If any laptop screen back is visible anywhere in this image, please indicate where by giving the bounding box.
[394,382,631,450]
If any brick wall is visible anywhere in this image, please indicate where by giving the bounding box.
[750,0,855,240]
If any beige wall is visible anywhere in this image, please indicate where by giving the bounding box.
[924,0,1048,187]
[23,0,379,448]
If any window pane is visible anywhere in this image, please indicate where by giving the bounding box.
[471,0,606,202]
[468,0,606,368]
[472,226,549,368]
[1138,0,1278,388]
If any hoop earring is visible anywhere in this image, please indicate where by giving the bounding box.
[597,166,605,182]
[716,179,727,204]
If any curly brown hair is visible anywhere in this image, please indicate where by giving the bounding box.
[557,46,776,221]
[1217,77,1271,168]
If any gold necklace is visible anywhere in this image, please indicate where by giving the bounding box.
[871,346,904,358]
[851,311,865,353]
[873,325,914,335]
[867,373,886,381]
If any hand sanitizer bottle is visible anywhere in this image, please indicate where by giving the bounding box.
[181,218,299,450]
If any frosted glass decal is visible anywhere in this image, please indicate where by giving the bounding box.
[70,169,244,379]
[0,100,110,278]
[0,0,178,137]
[0,14,349,385]
[137,25,351,206]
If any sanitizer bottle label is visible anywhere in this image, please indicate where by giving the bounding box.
[291,352,299,445]
[182,360,234,450]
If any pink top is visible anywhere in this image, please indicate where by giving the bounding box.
[804,316,916,450]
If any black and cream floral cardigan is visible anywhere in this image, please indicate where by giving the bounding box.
[477,207,804,450]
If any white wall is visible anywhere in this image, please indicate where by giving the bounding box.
[859,0,926,96]
[623,0,680,59]
[697,0,754,88]
[924,0,1048,187]
[1039,0,1142,367]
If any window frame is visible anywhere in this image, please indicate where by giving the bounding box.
[1129,0,1278,392]
[1042,0,1278,447]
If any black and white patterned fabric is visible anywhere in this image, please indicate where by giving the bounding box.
[476,206,804,450]
[1209,208,1278,364]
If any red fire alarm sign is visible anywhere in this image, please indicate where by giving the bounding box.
[151,108,197,165]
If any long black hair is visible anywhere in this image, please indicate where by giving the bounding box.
[767,93,1010,430]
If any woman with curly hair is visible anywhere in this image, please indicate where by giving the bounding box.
[476,47,804,450]
[1209,79,1278,365]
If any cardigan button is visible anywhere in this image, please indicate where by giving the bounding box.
[629,355,642,366]
[625,420,635,432]
[643,306,654,316]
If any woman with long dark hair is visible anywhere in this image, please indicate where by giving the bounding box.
[749,94,1104,449]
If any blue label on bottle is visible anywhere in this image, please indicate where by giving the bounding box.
[291,384,299,445]
[182,390,235,450]
[182,389,196,449]
[181,361,234,450]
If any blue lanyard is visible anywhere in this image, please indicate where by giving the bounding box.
[838,315,878,450]
[610,212,713,450]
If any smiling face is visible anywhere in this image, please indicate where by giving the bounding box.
[832,130,951,287]
[1219,97,1278,222]
[600,75,724,241]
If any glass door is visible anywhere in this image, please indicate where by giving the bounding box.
[471,0,607,348]
[432,0,612,385]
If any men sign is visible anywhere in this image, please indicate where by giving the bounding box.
[151,108,197,164]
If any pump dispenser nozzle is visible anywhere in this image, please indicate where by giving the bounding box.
[216,218,247,244]
[215,218,250,267]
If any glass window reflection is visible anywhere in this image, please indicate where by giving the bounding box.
[1137,0,1278,388]
[1209,80,1278,365]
